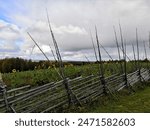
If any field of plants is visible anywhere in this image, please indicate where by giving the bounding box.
[0,61,149,112]
[1,61,149,89]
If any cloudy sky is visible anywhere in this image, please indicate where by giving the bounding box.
[0,0,150,61]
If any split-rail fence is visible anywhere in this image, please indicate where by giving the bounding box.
[0,68,150,113]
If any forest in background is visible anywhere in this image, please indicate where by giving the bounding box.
[0,57,91,73]
[0,57,149,73]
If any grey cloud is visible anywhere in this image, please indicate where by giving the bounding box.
[0,20,21,53]
[0,0,150,60]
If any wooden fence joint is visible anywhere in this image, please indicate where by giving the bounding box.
[63,78,81,107]
[0,84,9,112]
[100,76,107,95]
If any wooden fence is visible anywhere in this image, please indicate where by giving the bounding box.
[0,68,150,113]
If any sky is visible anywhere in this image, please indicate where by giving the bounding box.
[0,0,150,61]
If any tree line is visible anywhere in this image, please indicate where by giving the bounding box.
[0,57,88,73]
[0,57,149,73]
[0,58,52,73]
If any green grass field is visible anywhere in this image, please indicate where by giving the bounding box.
[2,62,144,88]
[1,63,118,88]
[0,62,150,113]
[83,83,150,113]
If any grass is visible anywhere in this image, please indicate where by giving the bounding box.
[1,63,119,88]
[2,62,145,88]
[84,83,150,113]
[1,62,150,112]
[1,65,150,112]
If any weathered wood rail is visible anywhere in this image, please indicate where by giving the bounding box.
[0,68,150,113]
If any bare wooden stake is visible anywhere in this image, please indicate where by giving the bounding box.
[132,44,137,70]
[95,26,104,76]
[148,32,150,73]
[89,29,98,61]
[46,9,81,106]
[143,40,148,68]
[29,45,35,59]
[49,44,57,62]
[46,9,65,79]
[27,32,63,79]
[119,23,125,63]
[91,27,119,72]
[95,26,106,94]
[113,26,123,73]
[99,42,114,61]
[27,32,50,62]
[119,23,128,87]
[149,32,150,48]
[136,28,142,82]
[0,85,9,112]
[136,28,140,69]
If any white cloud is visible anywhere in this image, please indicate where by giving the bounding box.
[0,20,21,54]
[0,20,20,40]
[0,0,150,61]
[56,25,87,35]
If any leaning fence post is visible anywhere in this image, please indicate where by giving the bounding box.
[63,78,72,106]
[136,28,142,83]
[95,26,107,95]
[149,68,150,79]
[100,76,107,94]
[138,68,142,82]
[63,78,81,107]
[0,84,9,112]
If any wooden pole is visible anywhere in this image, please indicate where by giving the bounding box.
[29,45,35,59]
[136,28,142,82]
[49,44,57,62]
[119,23,128,87]
[148,32,150,75]
[46,9,81,106]
[27,32,50,62]
[143,41,148,68]
[89,30,98,61]
[99,43,114,61]
[132,44,137,70]
[149,32,150,48]
[46,9,65,78]
[113,26,123,73]
[0,85,9,112]
[95,26,104,76]
[136,28,140,69]
[28,32,62,79]
[95,26,106,94]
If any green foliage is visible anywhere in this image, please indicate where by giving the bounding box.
[2,61,150,89]
[0,58,53,73]
[1,60,150,113]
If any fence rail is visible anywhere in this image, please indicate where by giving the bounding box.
[0,68,150,113]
